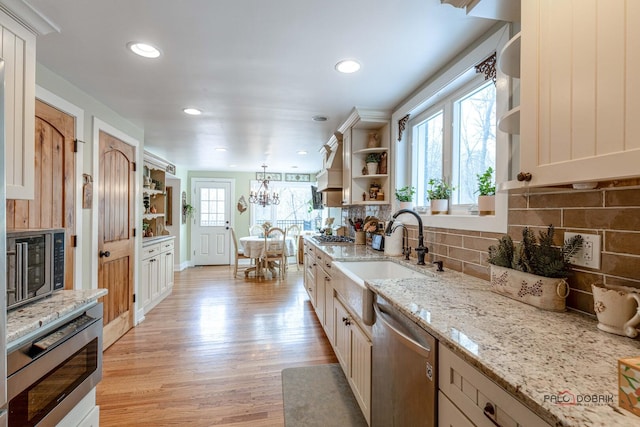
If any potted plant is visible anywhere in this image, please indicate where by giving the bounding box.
[395,186,416,210]
[487,225,583,311]
[426,178,454,214]
[182,203,195,224]
[476,166,496,215]
[365,153,380,175]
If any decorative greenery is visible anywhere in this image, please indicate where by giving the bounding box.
[182,203,195,218]
[426,178,454,201]
[365,153,381,163]
[488,225,583,278]
[395,186,416,202]
[477,167,496,196]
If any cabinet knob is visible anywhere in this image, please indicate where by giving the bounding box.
[99,250,111,258]
[517,172,532,182]
[483,402,501,427]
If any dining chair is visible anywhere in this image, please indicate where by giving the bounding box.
[249,225,263,236]
[230,227,251,278]
[286,224,301,271]
[263,227,287,278]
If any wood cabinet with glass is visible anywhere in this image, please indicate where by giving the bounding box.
[338,108,391,205]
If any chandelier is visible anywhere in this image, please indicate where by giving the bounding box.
[249,164,280,207]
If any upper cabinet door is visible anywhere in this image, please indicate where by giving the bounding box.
[0,9,35,199]
[519,0,640,187]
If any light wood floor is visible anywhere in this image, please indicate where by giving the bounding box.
[96,264,337,426]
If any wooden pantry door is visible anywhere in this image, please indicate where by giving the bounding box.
[6,99,76,289]
[98,130,136,349]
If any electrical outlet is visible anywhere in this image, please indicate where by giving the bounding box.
[565,232,601,269]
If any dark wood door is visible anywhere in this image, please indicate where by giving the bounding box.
[6,99,76,289]
[98,130,135,349]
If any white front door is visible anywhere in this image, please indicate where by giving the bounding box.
[191,179,232,265]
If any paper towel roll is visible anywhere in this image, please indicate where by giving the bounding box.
[384,221,404,256]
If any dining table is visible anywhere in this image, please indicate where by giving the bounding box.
[239,235,296,278]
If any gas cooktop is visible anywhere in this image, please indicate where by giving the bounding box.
[312,235,355,244]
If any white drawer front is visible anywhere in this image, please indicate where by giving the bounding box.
[439,345,550,427]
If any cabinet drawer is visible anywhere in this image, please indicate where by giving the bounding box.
[160,240,174,253]
[142,243,161,259]
[439,345,550,427]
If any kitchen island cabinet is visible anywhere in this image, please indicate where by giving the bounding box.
[510,0,640,189]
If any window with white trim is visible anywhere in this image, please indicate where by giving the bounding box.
[412,76,496,210]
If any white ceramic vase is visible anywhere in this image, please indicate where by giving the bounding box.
[430,199,448,214]
[592,283,640,337]
[399,201,413,210]
[366,162,378,175]
[477,195,495,216]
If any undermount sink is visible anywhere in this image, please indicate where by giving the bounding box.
[332,261,426,326]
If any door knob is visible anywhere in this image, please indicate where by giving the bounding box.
[99,250,111,258]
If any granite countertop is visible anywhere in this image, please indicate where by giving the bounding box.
[142,234,175,246]
[308,239,640,426]
[7,289,108,345]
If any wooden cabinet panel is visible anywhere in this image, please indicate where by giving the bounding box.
[0,9,35,199]
[519,0,640,187]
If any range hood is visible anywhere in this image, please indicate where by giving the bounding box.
[316,133,343,192]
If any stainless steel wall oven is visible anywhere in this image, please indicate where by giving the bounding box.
[7,303,103,427]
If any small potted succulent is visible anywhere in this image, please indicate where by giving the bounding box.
[395,186,416,210]
[426,178,454,214]
[365,153,381,175]
[476,167,496,215]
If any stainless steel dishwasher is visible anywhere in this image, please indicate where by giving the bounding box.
[372,295,437,427]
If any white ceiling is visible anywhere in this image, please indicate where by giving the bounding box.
[26,0,496,173]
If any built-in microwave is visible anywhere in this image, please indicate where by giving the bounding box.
[6,228,65,310]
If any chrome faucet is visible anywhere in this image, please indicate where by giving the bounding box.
[385,208,428,265]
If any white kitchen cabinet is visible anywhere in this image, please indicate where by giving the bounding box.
[338,107,391,206]
[140,237,175,316]
[160,239,174,295]
[303,242,316,307]
[0,9,35,199]
[514,0,640,188]
[333,296,372,424]
[439,392,474,427]
[439,345,550,427]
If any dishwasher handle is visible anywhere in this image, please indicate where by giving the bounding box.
[374,302,431,357]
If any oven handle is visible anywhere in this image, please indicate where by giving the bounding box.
[374,302,431,357]
[16,243,24,300]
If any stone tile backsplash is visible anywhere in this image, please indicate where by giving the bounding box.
[345,181,640,316]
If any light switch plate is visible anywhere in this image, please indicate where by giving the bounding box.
[565,232,601,269]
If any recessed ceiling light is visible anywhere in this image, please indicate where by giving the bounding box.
[127,42,161,58]
[335,59,361,74]
[312,115,327,122]
[183,108,202,115]
[297,150,307,155]
[215,148,227,152]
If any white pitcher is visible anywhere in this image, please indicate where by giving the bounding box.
[592,283,640,338]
